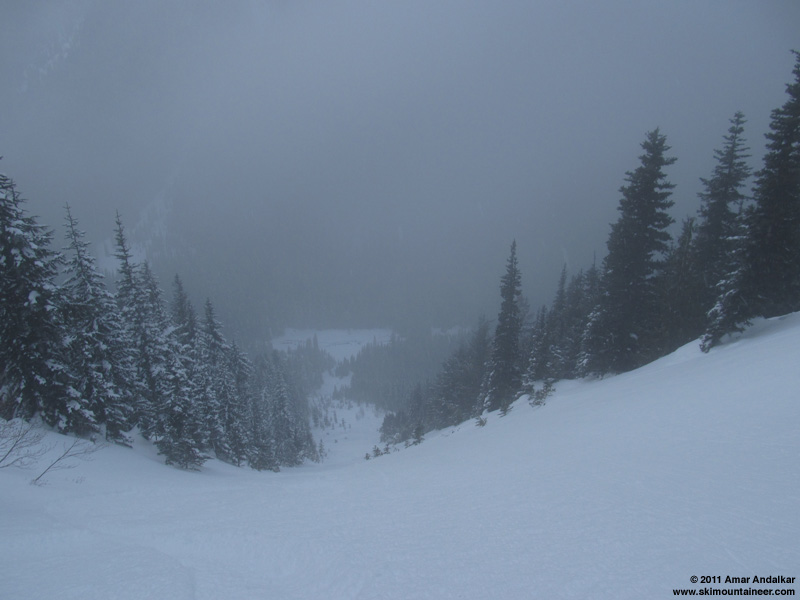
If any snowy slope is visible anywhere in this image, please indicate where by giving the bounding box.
[2,315,799,599]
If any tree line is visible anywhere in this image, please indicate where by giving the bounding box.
[381,51,800,443]
[0,187,322,470]
[335,331,463,412]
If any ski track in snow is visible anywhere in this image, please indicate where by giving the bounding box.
[2,317,799,599]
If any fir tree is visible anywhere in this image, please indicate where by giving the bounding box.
[196,299,248,463]
[429,317,490,429]
[171,274,198,350]
[0,172,67,425]
[112,218,203,465]
[699,217,750,352]
[576,260,601,377]
[112,213,138,311]
[660,217,706,352]
[169,274,201,436]
[702,53,800,348]
[482,241,523,413]
[587,129,676,373]
[112,214,150,431]
[248,351,316,469]
[263,352,302,467]
[247,353,278,471]
[695,111,751,305]
[522,306,552,391]
[133,261,177,441]
[560,269,590,377]
[741,51,800,318]
[60,205,134,442]
[192,299,228,457]
[545,265,569,380]
[226,341,253,466]
[156,347,206,470]
[139,263,205,469]
[691,113,752,351]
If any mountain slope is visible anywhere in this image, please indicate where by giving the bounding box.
[2,315,799,599]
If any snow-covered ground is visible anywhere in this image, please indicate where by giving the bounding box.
[2,316,799,599]
[272,328,391,466]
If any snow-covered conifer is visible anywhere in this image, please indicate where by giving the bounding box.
[0,172,67,426]
[60,205,134,442]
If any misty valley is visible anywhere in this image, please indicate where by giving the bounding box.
[2,2,799,598]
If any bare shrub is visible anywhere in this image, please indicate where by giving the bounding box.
[0,419,51,470]
[31,437,102,485]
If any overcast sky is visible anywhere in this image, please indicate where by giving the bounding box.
[2,0,799,338]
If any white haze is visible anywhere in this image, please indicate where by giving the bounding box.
[1,1,799,337]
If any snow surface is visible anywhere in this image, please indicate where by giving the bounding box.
[2,316,799,599]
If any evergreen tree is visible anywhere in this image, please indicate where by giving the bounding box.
[428,317,490,428]
[196,299,235,461]
[699,215,750,351]
[345,331,454,412]
[702,54,800,348]
[112,214,149,431]
[522,266,591,385]
[545,265,569,379]
[576,260,601,377]
[0,172,67,425]
[226,341,253,466]
[586,129,676,373]
[580,260,601,322]
[560,269,589,377]
[690,113,752,351]
[156,346,206,470]
[60,205,134,442]
[481,241,523,413]
[112,218,204,467]
[140,263,205,469]
[246,354,278,471]
[660,217,706,351]
[169,274,201,438]
[522,306,552,390]
[741,51,800,318]
[695,111,752,306]
[132,261,175,441]
[112,213,138,311]
[171,274,198,350]
[263,352,303,467]
[379,382,431,444]
[141,264,198,441]
[248,351,316,469]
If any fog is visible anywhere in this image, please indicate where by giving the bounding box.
[2,1,799,340]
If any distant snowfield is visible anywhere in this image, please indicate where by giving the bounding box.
[272,328,394,363]
[2,316,799,599]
